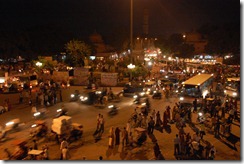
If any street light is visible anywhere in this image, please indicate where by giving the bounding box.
[127,63,135,82]
[36,61,42,67]
[130,0,133,62]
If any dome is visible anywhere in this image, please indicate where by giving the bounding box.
[89,31,103,43]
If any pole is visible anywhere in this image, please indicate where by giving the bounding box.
[130,0,133,63]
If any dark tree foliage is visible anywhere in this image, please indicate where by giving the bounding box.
[198,23,240,55]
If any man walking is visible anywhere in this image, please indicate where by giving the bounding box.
[99,115,105,134]
[148,116,155,134]
[174,134,180,155]
[121,127,128,147]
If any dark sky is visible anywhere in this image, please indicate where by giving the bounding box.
[0,0,240,37]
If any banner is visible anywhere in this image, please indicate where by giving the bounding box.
[101,73,118,86]
[73,67,89,85]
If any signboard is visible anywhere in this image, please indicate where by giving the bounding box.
[101,73,118,86]
[52,71,69,82]
[73,67,89,85]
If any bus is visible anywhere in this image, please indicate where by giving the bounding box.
[224,77,240,98]
[122,83,144,97]
[179,73,214,102]
[18,75,38,88]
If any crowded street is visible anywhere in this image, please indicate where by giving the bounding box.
[0,84,240,160]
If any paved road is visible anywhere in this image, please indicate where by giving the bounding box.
[0,86,240,160]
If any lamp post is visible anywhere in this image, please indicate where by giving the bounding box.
[127,63,135,82]
[36,62,42,67]
[130,0,133,62]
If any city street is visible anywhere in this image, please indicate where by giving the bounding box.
[0,86,240,160]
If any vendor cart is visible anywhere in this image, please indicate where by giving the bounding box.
[51,116,83,142]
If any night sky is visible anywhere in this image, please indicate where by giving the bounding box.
[0,0,240,37]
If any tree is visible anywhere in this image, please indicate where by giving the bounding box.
[177,43,195,58]
[65,39,91,67]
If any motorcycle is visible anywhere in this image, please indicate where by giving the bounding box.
[33,108,47,119]
[5,118,20,132]
[133,95,141,104]
[108,105,118,116]
[55,108,68,118]
[70,90,80,102]
[197,111,206,123]
[152,91,162,99]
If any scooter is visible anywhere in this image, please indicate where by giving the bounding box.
[70,90,80,102]
[108,105,118,116]
[133,95,141,104]
[33,108,47,119]
[55,108,68,118]
[5,118,20,132]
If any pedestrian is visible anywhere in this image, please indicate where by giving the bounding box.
[42,145,49,160]
[115,127,121,145]
[163,110,169,128]
[61,146,68,160]
[108,127,115,148]
[148,116,155,134]
[19,92,23,104]
[60,138,68,159]
[214,118,221,138]
[4,148,11,159]
[174,134,180,155]
[98,156,103,160]
[193,98,197,112]
[155,111,162,128]
[126,120,131,135]
[121,127,128,147]
[31,105,37,114]
[59,90,63,102]
[151,109,156,121]
[209,145,216,160]
[35,91,39,104]
[96,113,101,130]
[33,140,38,150]
[199,122,206,140]
[166,106,171,121]
[99,115,105,134]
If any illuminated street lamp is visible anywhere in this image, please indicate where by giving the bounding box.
[127,63,135,82]
[36,61,42,67]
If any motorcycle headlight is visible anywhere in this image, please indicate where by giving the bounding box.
[6,121,14,126]
[198,112,203,116]
[224,90,226,93]
[133,95,138,99]
[180,97,184,101]
[57,109,62,112]
[34,112,40,117]
[141,103,146,106]
[71,94,75,98]
[108,105,114,108]
[140,92,145,96]
[31,124,37,128]
[233,92,237,96]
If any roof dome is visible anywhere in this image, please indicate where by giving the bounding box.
[89,31,103,43]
